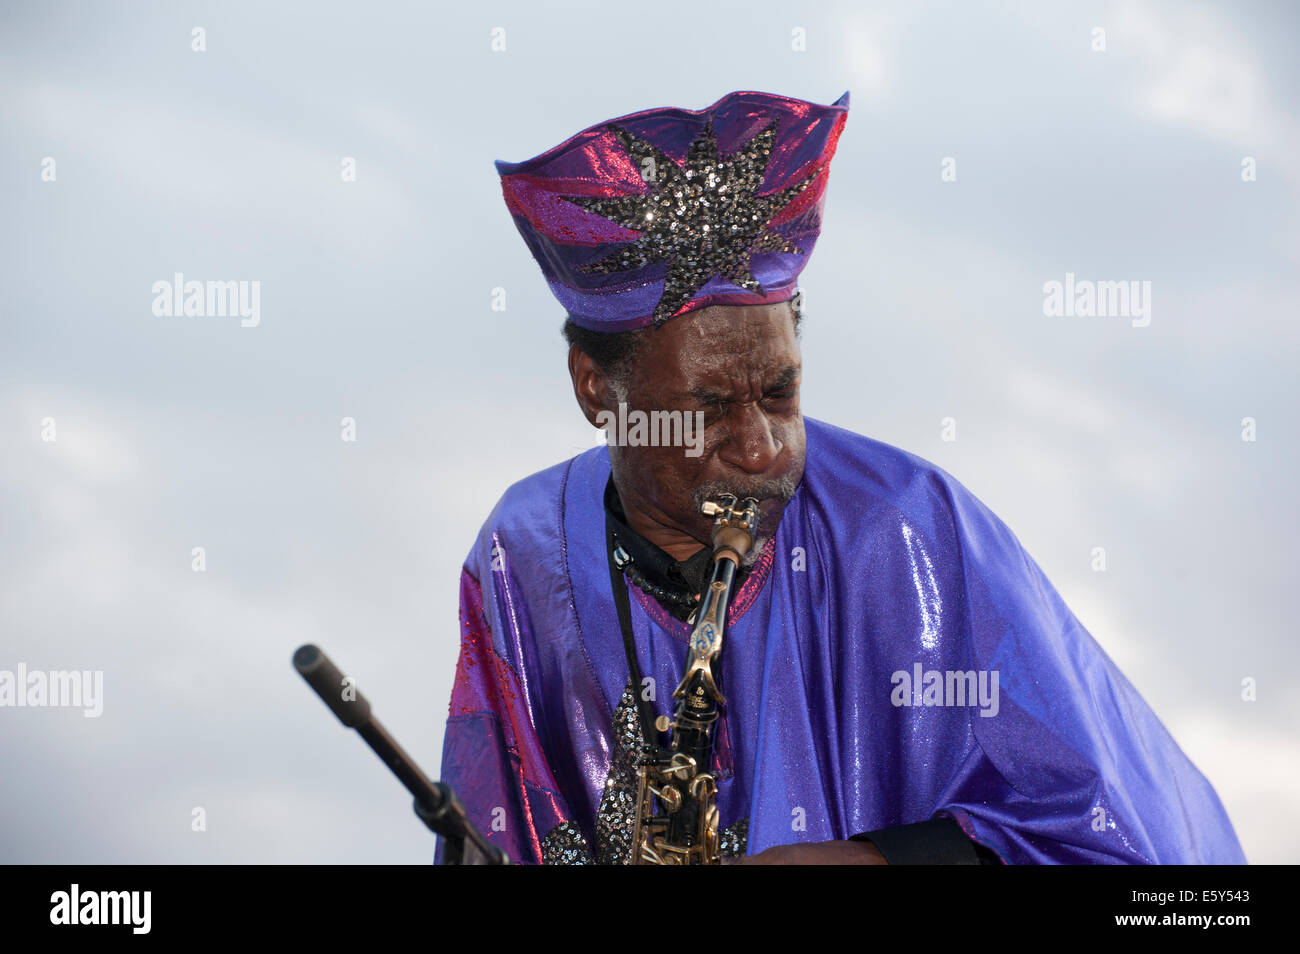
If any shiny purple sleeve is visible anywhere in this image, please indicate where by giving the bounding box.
[929,472,1246,864]
[434,569,575,865]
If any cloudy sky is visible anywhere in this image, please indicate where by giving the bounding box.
[2,0,1296,863]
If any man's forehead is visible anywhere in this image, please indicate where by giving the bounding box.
[657,302,796,351]
[633,304,800,391]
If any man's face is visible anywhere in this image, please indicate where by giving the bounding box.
[586,300,806,559]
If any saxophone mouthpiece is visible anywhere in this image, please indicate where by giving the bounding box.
[700,493,738,517]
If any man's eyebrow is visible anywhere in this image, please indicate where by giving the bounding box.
[767,366,800,391]
[684,366,801,404]
[687,385,728,404]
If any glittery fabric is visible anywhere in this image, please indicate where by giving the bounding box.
[538,679,749,864]
[719,817,749,860]
[437,418,1246,865]
[496,90,849,331]
[591,680,644,864]
[540,821,593,865]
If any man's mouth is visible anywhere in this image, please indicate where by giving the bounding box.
[691,478,798,551]
[691,476,799,515]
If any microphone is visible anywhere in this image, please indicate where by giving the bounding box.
[292,643,507,865]
[293,643,370,726]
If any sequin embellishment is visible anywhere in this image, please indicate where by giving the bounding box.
[566,124,819,324]
[541,679,748,864]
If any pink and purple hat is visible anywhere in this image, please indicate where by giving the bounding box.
[496,90,850,332]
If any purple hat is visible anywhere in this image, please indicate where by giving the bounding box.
[497,90,850,332]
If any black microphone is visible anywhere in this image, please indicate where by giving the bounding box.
[293,643,371,726]
[293,643,507,865]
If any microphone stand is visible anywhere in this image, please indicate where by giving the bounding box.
[293,643,508,865]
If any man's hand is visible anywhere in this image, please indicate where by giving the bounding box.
[727,839,887,865]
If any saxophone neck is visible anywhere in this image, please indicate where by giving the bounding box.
[673,495,761,709]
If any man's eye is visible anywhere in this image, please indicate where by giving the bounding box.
[703,400,727,420]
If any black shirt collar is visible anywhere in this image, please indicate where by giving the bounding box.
[604,476,748,622]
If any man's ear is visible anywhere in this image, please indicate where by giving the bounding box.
[568,345,615,428]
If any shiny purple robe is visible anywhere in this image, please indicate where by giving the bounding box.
[436,417,1245,864]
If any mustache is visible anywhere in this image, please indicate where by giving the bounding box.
[692,475,798,512]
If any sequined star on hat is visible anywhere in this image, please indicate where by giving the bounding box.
[565,123,819,325]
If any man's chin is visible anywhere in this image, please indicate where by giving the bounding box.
[756,495,791,532]
[741,534,772,569]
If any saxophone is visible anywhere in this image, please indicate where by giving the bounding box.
[631,493,760,865]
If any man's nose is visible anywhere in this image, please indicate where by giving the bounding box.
[718,404,782,474]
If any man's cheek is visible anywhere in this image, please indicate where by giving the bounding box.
[783,420,806,462]
[695,429,727,463]
[646,457,694,504]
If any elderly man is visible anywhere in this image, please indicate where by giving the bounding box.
[435,91,1244,865]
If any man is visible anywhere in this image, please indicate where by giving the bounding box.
[435,90,1244,864]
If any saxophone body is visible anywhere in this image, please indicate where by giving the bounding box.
[631,494,759,865]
